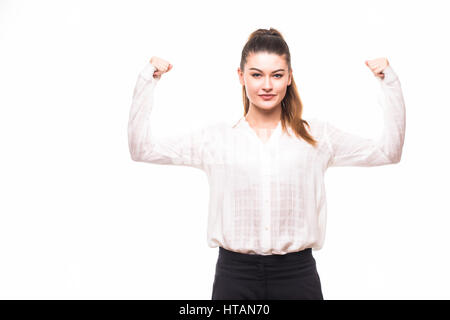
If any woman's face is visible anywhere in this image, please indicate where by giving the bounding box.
[238,52,292,113]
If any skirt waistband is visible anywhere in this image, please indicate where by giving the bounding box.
[218,246,312,264]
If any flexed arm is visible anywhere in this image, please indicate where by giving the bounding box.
[128,57,208,170]
[325,58,406,167]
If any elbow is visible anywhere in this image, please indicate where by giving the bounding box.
[128,139,145,162]
[129,150,141,162]
[390,157,401,164]
[129,146,153,162]
[389,151,403,164]
[379,144,403,165]
[128,138,156,163]
[130,149,149,162]
[130,153,141,162]
[128,146,143,162]
[392,144,404,164]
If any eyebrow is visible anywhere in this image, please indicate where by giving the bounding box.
[249,68,285,73]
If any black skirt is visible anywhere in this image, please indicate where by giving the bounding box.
[211,246,323,300]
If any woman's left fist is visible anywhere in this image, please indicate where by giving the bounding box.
[365,57,389,80]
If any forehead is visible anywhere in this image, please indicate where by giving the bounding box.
[246,52,287,70]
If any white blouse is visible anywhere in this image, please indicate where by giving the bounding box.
[128,62,406,255]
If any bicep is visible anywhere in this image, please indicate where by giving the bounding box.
[325,121,391,167]
[133,126,209,171]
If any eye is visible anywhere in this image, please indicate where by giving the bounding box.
[251,73,283,78]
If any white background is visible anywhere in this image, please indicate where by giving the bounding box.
[0,0,449,299]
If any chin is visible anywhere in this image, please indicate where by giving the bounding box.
[256,105,278,112]
[256,101,279,109]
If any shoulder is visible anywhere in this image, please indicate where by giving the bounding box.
[302,117,326,135]
[197,121,232,139]
[205,121,230,132]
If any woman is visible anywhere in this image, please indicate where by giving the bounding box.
[128,28,406,300]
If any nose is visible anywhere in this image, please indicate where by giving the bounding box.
[262,76,273,90]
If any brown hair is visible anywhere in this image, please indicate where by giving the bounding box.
[239,27,318,147]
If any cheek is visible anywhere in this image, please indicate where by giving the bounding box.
[273,84,287,96]
[245,82,259,95]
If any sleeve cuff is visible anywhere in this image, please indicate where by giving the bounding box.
[379,65,399,84]
[139,62,160,82]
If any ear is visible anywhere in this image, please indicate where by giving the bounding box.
[237,68,245,86]
[288,70,292,86]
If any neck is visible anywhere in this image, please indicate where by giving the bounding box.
[245,104,281,129]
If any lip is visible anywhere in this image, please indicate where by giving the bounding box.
[259,94,275,100]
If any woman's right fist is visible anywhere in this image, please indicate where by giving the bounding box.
[150,56,173,79]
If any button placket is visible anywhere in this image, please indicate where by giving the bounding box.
[260,145,272,250]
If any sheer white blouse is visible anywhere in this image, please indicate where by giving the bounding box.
[128,62,406,255]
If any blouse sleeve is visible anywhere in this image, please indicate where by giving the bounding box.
[127,62,208,171]
[324,65,406,167]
